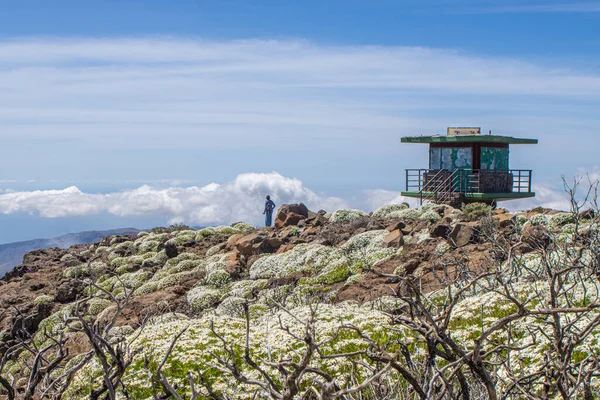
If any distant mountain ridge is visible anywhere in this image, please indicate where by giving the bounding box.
[0,228,140,278]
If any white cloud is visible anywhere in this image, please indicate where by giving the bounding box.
[0,172,350,226]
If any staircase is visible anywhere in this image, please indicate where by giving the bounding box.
[419,169,464,207]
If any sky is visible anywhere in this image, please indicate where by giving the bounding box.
[0,0,599,243]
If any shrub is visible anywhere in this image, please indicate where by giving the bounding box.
[373,203,408,218]
[387,208,422,221]
[550,212,576,227]
[329,209,368,223]
[34,295,55,306]
[419,210,441,223]
[187,286,221,311]
[462,202,492,222]
[60,253,80,267]
[205,270,232,288]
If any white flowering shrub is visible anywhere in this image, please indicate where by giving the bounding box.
[60,253,80,267]
[34,295,55,306]
[344,273,363,285]
[205,270,232,287]
[171,232,196,245]
[97,270,149,298]
[529,213,550,226]
[64,261,108,279]
[387,208,423,221]
[87,298,113,316]
[114,241,134,252]
[65,303,394,399]
[136,231,149,238]
[137,240,160,254]
[414,229,432,244]
[108,325,135,339]
[418,202,442,212]
[435,241,452,255]
[227,279,269,298]
[187,286,221,311]
[194,224,255,242]
[550,212,576,227]
[205,244,223,257]
[231,222,255,233]
[419,209,441,223]
[328,209,368,223]
[514,214,529,226]
[134,270,197,296]
[110,256,129,268]
[141,250,168,269]
[340,230,395,265]
[79,250,92,258]
[250,244,342,279]
[94,246,110,255]
[147,313,189,325]
[373,203,408,218]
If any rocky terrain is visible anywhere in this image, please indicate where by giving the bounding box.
[0,201,598,399]
[0,228,140,279]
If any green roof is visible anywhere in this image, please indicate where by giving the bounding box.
[401,135,538,145]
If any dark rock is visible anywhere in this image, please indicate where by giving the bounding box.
[581,209,595,220]
[164,241,178,258]
[522,223,550,249]
[225,262,244,279]
[300,226,319,239]
[429,224,451,239]
[236,232,266,257]
[29,283,45,291]
[386,220,406,232]
[383,230,404,248]
[448,223,474,247]
[274,203,310,230]
[55,280,85,303]
[267,237,283,249]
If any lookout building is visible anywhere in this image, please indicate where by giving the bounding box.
[401,127,538,206]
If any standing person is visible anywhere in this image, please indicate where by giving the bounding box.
[263,195,276,227]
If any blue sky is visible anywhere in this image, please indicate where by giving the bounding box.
[0,0,599,242]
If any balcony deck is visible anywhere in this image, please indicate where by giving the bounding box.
[403,168,535,204]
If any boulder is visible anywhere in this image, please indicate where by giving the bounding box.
[225,262,244,279]
[267,237,283,249]
[235,232,266,257]
[493,213,515,229]
[383,230,404,248]
[448,223,474,248]
[580,209,595,220]
[386,221,406,232]
[305,212,327,227]
[522,223,550,249]
[300,226,319,239]
[429,224,451,239]
[274,203,310,229]
[276,244,296,254]
[164,241,178,258]
[227,234,245,249]
[55,280,84,303]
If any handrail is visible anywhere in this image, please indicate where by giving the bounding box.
[405,169,533,203]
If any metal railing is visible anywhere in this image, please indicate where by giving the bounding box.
[406,168,533,197]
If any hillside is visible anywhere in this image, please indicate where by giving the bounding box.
[0,228,141,279]
[0,202,598,399]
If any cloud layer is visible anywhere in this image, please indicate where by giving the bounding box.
[0,172,355,226]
